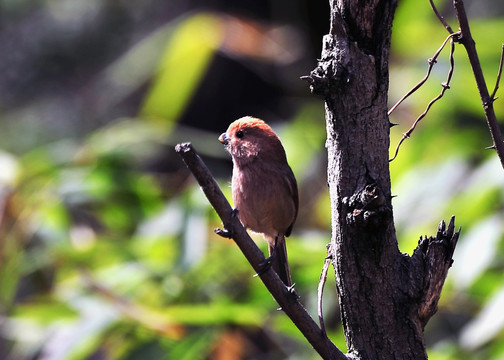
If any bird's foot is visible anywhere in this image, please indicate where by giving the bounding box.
[214,227,233,238]
[214,208,239,238]
[253,255,273,278]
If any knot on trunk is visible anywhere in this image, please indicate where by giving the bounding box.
[344,183,392,230]
[301,34,350,97]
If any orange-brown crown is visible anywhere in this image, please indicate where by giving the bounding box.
[220,116,286,163]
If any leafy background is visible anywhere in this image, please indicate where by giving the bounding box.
[0,0,503,359]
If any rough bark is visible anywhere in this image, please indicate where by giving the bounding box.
[304,1,460,359]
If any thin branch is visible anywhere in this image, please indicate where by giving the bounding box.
[490,44,504,101]
[429,0,454,34]
[390,36,457,161]
[453,0,504,169]
[388,31,460,117]
[175,143,347,360]
[318,244,333,338]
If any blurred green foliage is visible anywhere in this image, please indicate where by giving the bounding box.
[0,0,504,359]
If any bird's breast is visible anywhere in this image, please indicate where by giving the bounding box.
[231,163,296,238]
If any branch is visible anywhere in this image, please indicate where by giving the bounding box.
[429,0,454,34]
[489,44,504,102]
[175,143,347,360]
[318,243,333,339]
[388,31,459,117]
[411,216,460,327]
[390,34,458,161]
[453,0,504,169]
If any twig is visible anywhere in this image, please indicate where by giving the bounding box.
[429,0,454,34]
[318,244,333,338]
[390,36,457,161]
[175,143,347,360]
[453,0,504,169]
[388,32,460,117]
[490,44,504,101]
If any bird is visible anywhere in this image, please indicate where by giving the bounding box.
[218,116,298,286]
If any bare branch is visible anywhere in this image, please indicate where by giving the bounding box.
[388,31,460,117]
[318,244,333,338]
[490,44,504,101]
[453,0,504,169]
[390,36,457,162]
[175,143,347,360]
[429,0,454,34]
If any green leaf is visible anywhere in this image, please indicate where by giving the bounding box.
[140,13,223,126]
[12,298,78,323]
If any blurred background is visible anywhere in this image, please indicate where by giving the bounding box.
[0,0,503,359]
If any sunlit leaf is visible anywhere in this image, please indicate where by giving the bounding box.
[12,298,78,323]
[140,13,223,126]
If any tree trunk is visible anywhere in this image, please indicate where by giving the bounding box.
[305,1,460,359]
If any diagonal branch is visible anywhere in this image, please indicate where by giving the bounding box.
[429,0,454,34]
[390,34,458,161]
[388,31,459,117]
[453,0,504,169]
[489,44,504,102]
[175,143,347,360]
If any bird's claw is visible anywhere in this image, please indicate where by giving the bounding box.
[214,209,239,238]
[214,227,233,238]
[253,256,273,278]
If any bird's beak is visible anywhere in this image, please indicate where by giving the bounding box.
[218,132,228,145]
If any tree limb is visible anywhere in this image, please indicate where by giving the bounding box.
[453,0,504,169]
[489,44,504,102]
[389,32,459,161]
[429,0,454,34]
[175,142,347,360]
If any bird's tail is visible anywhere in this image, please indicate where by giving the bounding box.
[268,235,292,287]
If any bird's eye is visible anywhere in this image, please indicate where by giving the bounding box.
[236,130,244,139]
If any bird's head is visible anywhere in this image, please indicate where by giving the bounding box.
[219,116,286,164]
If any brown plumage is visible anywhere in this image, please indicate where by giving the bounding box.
[219,116,298,286]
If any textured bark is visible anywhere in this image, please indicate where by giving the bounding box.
[304,1,460,359]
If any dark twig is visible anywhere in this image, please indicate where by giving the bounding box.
[318,244,333,338]
[429,0,454,34]
[490,44,504,101]
[175,143,347,360]
[388,32,460,117]
[390,36,457,161]
[453,0,504,169]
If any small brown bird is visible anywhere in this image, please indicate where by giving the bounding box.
[219,116,298,286]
